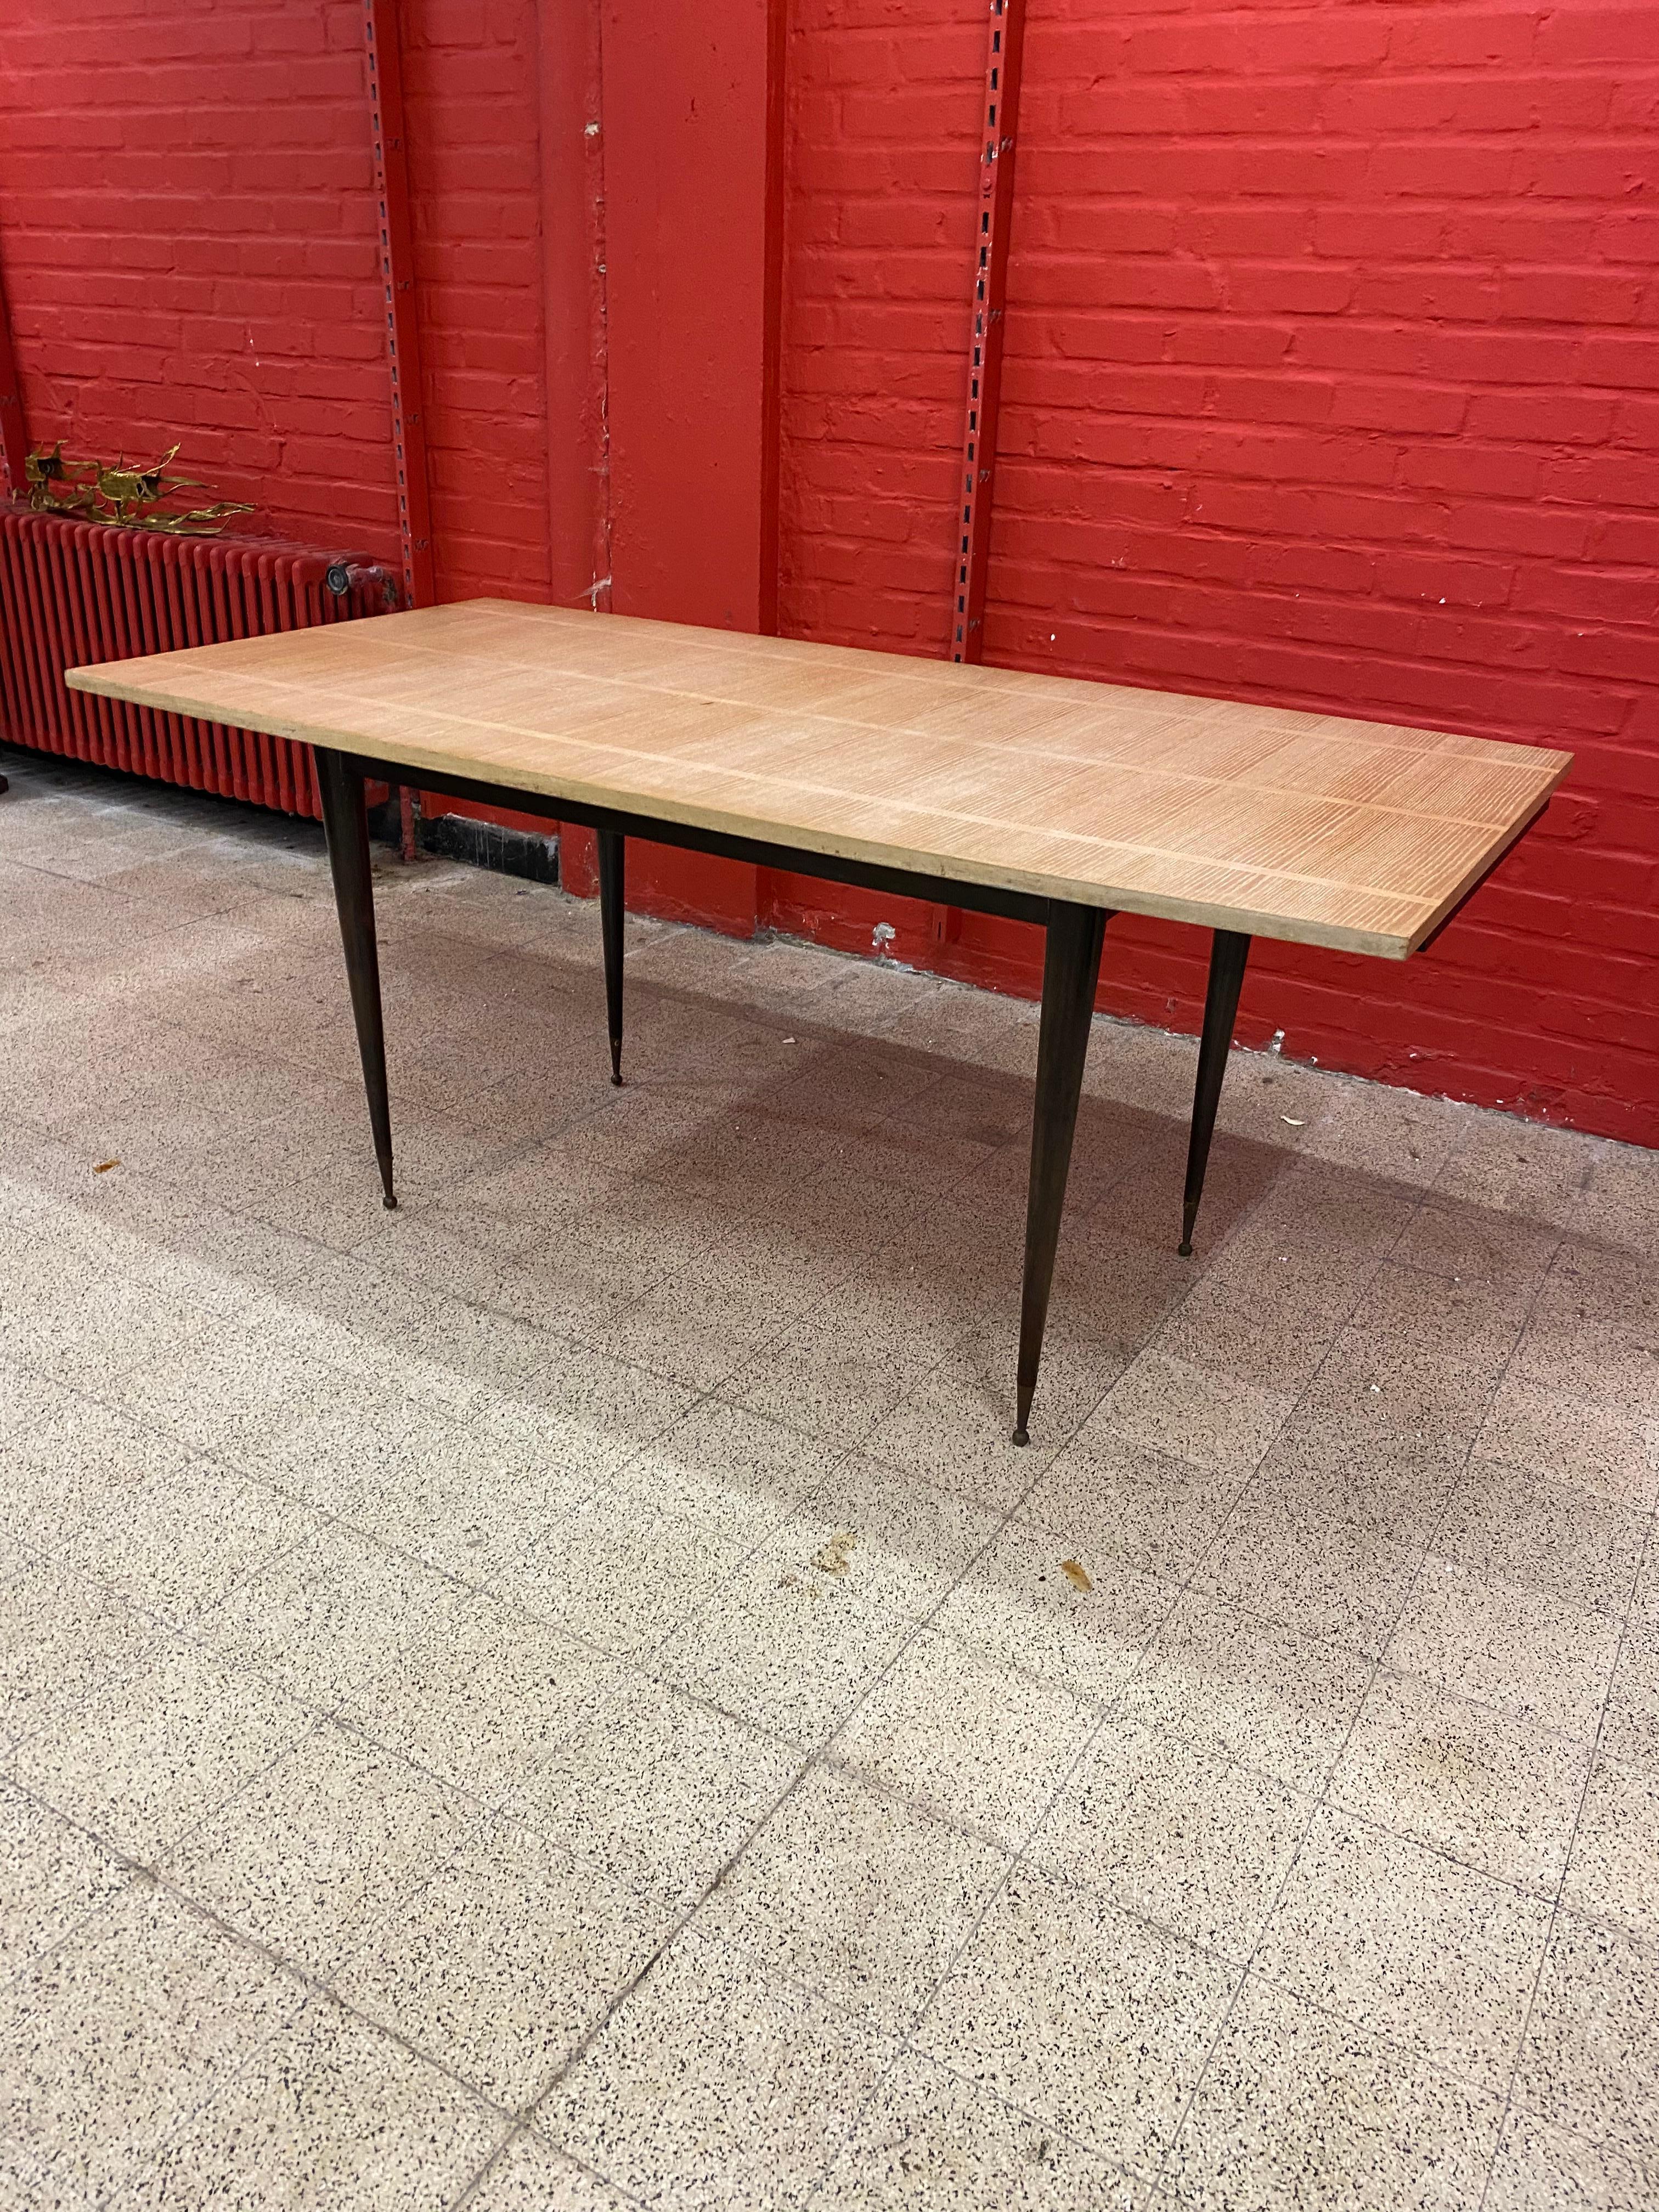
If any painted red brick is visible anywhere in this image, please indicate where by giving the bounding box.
[777,0,1659,1146]
[2,0,1655,1146]
[0,0,549,600]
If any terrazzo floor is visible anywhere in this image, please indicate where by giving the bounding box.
[1,740,1656,2211]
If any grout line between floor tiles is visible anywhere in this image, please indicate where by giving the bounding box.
[0,1754,531,2212]
[619,1119,1320,2201]
[10,765,1655,2208]
[1148,1193,1572,2203]
[499,1138,1157,2183]
[1471,1503,1659,2212]
[447,2126,649,2212]
[1130,1171,1457,2192]
[12,970,1298,2208]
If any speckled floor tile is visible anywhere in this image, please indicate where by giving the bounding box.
[933,1518,1178,1709]
[1255,1807,1551,2091]
[1544,1240,1659,1330]
[1023,1431,1243,1587]
[1560,1754,1659,1944]
[334,1590,615,1804]
[1116,1592,1375,1795]
[1165,1974,1503,2211]
[540,1929,898,2209]
[199,1523,465,1710]
[1387,1561,1622,1743]
[722,1317,929,1450]
[693,1762,1008,2034]
[1514,1910,1659,2146]
[122,1993,506,2210]
[1476,1373,1659,1513]
[770,1455,1001,1621]
[512,1667,805,1909]
[1509,1307,1659,1424]
[1276,1331,1494,1481]
[9,1634,313,1863]
[1087,1352,1294,1482]
[1249,1428,1466,1553]
[4,758,1656,2212]
[1329,1667,1592,1895]
[652,1536,916,1747]
[816,2051,1146,2210]
[0,1559,159,1754]
[1431,1118,1606,1229]
[857,1355,1080,1511]
[461,2130,633,2210]
[108,1321,351,1470]
[1485,2111,1657,2212]
[1432,1458,1646,1619]
[1298,1079,1471,1188]
[917,1864,1237,2175]
[1391,1200,1559,1289]
[620,1395,834,1533]
[0,1782,131,1992]
[486,1493,759,1658]
[332,1815,665,2107]
[57,1456,317,1627]
[1149,1271,1346,1401]
[0,1222,222,1391]
[1601,1626,1659,1772]
[1193,1491,1423,1658]
[161,1722,482,1977]
[0,1363,202,1554]
[833,1626,1097,1847]
[1028,1718,1315,1962]
[0,1883,305,2205]
[1361,1259,1537,1369]
[1634,1552,1659,1632]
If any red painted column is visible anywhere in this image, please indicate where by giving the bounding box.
[558,0,785,932]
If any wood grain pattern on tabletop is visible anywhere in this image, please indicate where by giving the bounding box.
[67,600,1571,958]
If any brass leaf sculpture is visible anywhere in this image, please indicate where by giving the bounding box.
[22,442,255,535]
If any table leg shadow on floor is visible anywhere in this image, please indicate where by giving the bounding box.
[314,745,1254,1442]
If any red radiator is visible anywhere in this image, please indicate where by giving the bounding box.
[0,507,396,820]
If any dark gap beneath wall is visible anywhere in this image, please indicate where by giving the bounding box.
[405,804,560,885]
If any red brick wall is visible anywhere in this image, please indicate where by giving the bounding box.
[0,0,548,599]
[778,0,1659,1146]
[3,0,1655,1144]
[402,0,548,601]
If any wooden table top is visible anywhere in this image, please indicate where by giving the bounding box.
[68,598,1570,958]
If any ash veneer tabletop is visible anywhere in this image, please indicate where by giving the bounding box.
[69,598,1569,957]
[69,599,1572,1440]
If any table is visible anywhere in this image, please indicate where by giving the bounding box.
[69,600,1571,1442]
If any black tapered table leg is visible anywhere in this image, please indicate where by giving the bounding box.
[1013,900,1109,1446]
[314,746,397,1210]
[1178,928,1251,1257]
[598,827,625,1085]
